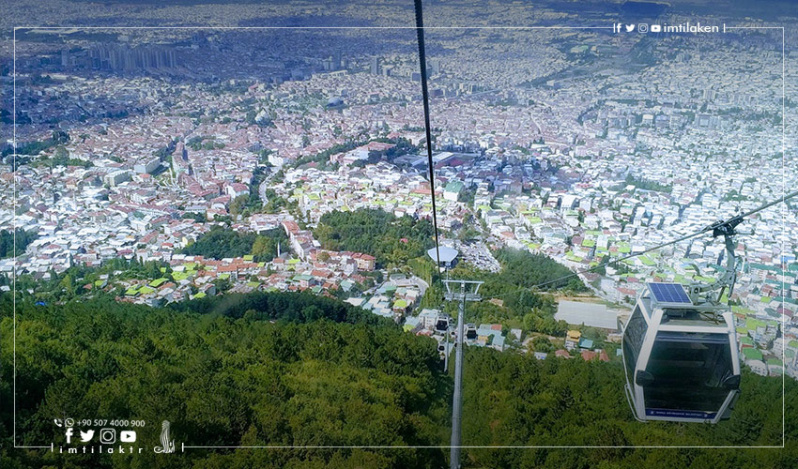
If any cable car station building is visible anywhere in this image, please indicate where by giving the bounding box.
[427,246,459,269]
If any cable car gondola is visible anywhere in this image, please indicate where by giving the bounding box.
[465,323,477,340]
[532,192,797,424]
[622,218,743,423]
[622,282,740,423]
[435,314,450,333]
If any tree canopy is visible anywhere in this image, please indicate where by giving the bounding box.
[1,293,450,468]
[0,229,38,259]
[180,226,287,262]
[432,248,587,333]
[488,248,588,294]
[314,209,435,268]
[1,290,794,468]
[460,346,794,468]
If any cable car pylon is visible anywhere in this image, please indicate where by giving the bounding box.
[443,279,483,469]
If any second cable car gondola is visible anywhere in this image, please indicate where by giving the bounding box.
[622,219,743,423]
[435,314,450,333]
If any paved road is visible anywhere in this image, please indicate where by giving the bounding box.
[258,166,279,205]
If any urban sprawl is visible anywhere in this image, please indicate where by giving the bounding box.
[2,7,797,383]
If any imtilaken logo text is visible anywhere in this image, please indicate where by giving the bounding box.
[660,22,719,33]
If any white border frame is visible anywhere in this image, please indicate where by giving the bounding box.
[10,23,787,451]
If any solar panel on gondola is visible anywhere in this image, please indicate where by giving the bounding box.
[648,283,692,304]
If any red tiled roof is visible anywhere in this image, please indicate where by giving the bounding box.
[555,350,572,359]
[581,350,598,361]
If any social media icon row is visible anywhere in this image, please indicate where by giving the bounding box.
[614,23,662,33]
[65,428,136,444]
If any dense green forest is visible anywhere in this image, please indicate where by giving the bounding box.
[29,146,94,169]
[422,248,586,334]
[0,229,38,259]
[488,248,588,294]
[1,292,450,468]
[0,130,70,158]
[180,226,287,261]
[314,209,435,268]
[290,139,368,170]
[462,347,795,468]
[2,291,794,468]
[180,225,257,259]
